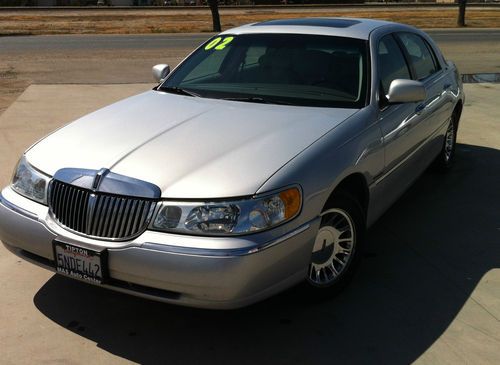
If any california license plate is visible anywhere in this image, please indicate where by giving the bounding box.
[53,241,106,284]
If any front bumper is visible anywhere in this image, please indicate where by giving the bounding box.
[0,187,320,309]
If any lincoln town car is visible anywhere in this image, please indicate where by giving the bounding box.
[0,18,464,309]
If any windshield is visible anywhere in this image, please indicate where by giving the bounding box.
[161,33,369,108]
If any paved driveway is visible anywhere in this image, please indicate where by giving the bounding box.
[0,83,498,364]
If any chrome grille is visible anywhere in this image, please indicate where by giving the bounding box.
[49,180,157,240]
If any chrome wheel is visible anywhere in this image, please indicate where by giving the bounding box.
[432,112,459,171]
[308,208,355,286]
[444,120,455,162]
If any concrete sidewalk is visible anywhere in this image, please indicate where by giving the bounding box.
[0,84,499,364]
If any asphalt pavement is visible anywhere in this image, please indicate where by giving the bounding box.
[0,29,498,52]
[0,29,499,80]
[0,33,210,52]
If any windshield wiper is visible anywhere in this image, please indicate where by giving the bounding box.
[222,96,292,105]
[158,86,200,97]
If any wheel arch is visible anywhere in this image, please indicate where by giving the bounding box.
[323,173,369,220]
[453,99,463,128]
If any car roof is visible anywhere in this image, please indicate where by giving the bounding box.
[220,17,402,40]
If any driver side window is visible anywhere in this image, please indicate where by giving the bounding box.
[378,34,412,104]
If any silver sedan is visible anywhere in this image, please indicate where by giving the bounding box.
[0,18,464,309]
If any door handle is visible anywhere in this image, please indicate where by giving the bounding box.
[415,103,425,115]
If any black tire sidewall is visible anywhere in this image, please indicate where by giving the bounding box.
[434,115,458,171]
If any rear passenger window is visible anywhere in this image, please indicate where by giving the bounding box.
[378,35,411,95]
[397,33,439,80]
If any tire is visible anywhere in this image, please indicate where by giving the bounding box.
[305,192,366,297]
[433,112,458,171]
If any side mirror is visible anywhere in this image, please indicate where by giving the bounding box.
[386,79,426,104]
[152,64,170,83]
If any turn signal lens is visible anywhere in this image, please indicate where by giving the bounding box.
[279,187,301,219]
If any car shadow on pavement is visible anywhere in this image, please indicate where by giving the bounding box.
[33,143,500,365]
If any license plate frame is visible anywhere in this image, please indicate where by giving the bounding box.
[53,241,108,284]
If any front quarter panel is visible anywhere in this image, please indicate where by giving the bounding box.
[257,106,384,226]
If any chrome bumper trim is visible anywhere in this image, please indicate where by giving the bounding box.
[0,191,38,220]
[142,221,313,257]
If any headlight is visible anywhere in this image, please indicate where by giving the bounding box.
[151,187,301,235]
[11,156,51,205]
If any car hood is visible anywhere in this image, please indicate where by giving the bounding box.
[26,91,357,198]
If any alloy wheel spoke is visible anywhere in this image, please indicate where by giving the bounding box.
[332,255,345,266]
[337,237,353,244]
[309,209,356,286]
[337,246,351,255]
[315,268,322,282]
[329,263,339,276]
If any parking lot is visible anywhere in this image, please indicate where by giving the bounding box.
[0,35,499,364]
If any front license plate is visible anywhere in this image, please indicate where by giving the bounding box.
[53,241,106,284]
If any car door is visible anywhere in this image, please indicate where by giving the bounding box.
[369,33,435,219]
[395,32,454,158]
[376,34,429,176]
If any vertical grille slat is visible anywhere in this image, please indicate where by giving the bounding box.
[104,197,118,238]
[107,197,120,238]
[96,196,110,237]
[59,183,67,220]
[68,188,77,229]
[49,180,155,240]
[89,195,99,236]
[74,190,81,232]
[116,199,128,238]
[118,199,133,238]
[124,200,138,238]
[92,195,105,236]
[64,186,73,227]
[80,191,87,233]
[106,198,118,238]
[131,200,146,234]
[59,184,68,225]
[78,191,87,232]
[112,198,125,238]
